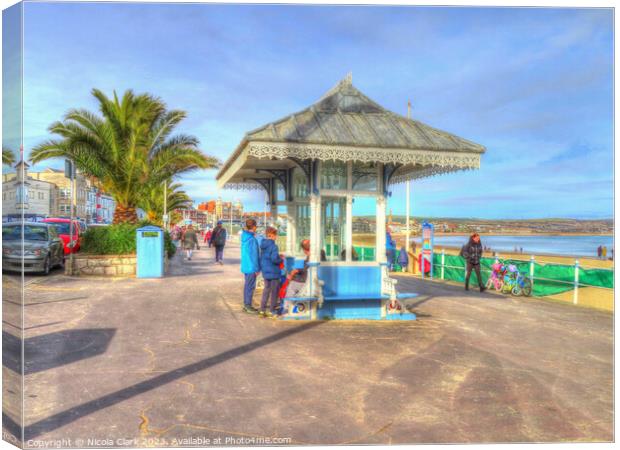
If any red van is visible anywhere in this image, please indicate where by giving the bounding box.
[43,218,81,254]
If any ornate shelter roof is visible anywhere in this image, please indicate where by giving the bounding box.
[217,75,485,188]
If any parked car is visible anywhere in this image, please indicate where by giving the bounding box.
[2,222,65,274]
[43,218,81,254]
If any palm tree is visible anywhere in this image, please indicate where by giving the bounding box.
[30,89,219,223]
[2,147,16,166]
[141,180,192,224]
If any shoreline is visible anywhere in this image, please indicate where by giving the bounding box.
[351,233,614,269]
[428,246,613,270]
[406,232,614,237]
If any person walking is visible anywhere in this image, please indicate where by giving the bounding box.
[597,245,602,259]
[209,221,227,264]
[259,227,282,318]
[171,226,181,249]
[462,233,486,292]
[602,246,607,259]
[240,219,260,314]
[204,228,212,247]
[182,224,199,261]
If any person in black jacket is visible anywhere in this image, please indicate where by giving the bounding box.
[461,233,486,292]
[209,221,227,264]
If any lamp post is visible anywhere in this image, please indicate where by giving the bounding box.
[163,181,168,231]
[64,159,76,274]
[406,100,412,254]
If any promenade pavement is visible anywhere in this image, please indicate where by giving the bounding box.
[2,243,613,446]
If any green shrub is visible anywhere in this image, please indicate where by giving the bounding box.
[81,223,175,258]
[164,231,176,258]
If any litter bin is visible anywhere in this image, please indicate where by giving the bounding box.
[136,225,164,278]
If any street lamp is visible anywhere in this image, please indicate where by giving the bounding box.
[163,181,168,231]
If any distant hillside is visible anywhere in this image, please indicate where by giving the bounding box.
[354,216,613,235]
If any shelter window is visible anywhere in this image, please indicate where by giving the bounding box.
[292,167,308,199]
[320,161,347,190]
[320,197,346,261]
[351,196,377,262]
[352,162,378,191]
[295,204,311,253]
[276,180,286,202]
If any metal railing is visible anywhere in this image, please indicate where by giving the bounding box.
[434,249,613,305]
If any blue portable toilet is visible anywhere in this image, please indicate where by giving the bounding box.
[136,225,164,278]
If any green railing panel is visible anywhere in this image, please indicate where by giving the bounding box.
[579,266,614,289]
[430,253,613,297]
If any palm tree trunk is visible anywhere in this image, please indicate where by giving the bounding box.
[113,204,138,224]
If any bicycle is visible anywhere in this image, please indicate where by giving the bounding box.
[500,263,532,297]
[485,262,505,292]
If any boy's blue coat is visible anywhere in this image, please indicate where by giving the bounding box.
[260,238,282,280]
[240,230,260,274]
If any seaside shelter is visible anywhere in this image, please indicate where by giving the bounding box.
[216,75,486,320]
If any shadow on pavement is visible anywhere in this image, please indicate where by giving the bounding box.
[24,321,323,440]
[3,329,116,375]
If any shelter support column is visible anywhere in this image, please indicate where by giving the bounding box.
[286,204,296,255]
[345,196,353,261]
[309,194,320,263]
[377,195,387,263]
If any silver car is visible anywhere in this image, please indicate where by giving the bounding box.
[2,222,65,274]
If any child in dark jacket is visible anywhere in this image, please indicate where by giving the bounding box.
[259,227,282,318]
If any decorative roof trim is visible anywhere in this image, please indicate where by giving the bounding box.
[224,182,267,192]
[246,141,481,169]
[390,166,474,184]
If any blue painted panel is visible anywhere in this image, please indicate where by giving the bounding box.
[384,312,417,321]
[317,299,383,320]
[317,265,382,298]
[324,294,388,301]
[285,256,296,273]
[136,226,164,278]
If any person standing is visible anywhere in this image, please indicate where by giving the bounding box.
[209,220,227,264]
[386,226,396,271]
[462,233,486,292]
[602,246,607,259]
[182,224,199,261]
[240,219,260,314]
[204,228,212,247]
[597,245,602,259]
[259,227,282,318]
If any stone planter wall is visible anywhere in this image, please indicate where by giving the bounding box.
[67,254,137,277]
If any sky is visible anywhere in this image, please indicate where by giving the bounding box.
[2,2,614,219]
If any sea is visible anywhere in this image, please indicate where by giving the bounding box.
[411,235,614,258]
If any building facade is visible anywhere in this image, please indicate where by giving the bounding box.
[2,163,116,223]
[197,198,243,223]
[2,161,56,218]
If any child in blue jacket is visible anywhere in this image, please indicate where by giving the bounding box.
[259,227,282,318]
[240,219,260,314]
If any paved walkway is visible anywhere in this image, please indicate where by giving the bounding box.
[2,244,613,446]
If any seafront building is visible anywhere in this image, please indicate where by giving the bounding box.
[2,161,116,223]
[2,160,56,218]
[196,198,244,223]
